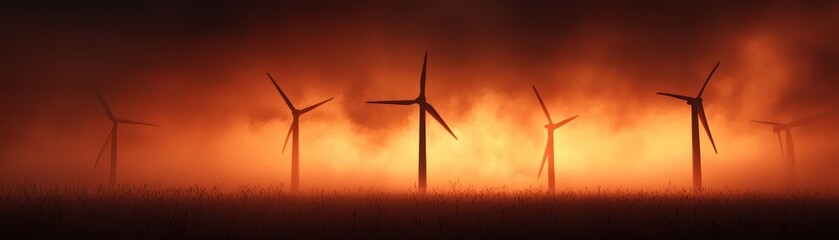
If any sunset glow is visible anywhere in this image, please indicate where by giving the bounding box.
[1,1,837,193]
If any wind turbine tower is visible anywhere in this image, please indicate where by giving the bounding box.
[92,87,159,186]
[266,73,333,192]
[531,85,578,192]
[366,52,458,193]
[656,61,720,191]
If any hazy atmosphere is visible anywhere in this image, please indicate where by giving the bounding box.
[2,0,837,191]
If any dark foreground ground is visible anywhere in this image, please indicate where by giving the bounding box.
[1,183,838,239]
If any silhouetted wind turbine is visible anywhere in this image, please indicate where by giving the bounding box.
[752,112,835,185]
[92,87,159,187]
[267,73,333,192]
[366,52,457,193]
[656,61,720,191]
[532,85,578,192]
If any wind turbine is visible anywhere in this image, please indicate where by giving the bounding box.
[532,86,578,192]
[656,61,720,191]
[366,52,457,193]
[752,112,835,185]
[92,87,159,187]
[267,73,333,192]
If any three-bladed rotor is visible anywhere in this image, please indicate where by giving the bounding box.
[751,111,837,162]
[366,52,457,140]
[91,86,159,173]
[532,85,578,180]
[267,73,333,153]
[656,61,720,154]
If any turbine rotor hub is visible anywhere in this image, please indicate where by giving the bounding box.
[687,98,702,105]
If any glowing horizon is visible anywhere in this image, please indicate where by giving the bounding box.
[1,1,837,193]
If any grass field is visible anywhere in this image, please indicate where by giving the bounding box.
[2,182,838,239]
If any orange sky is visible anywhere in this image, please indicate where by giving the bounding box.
[1,1,837,192]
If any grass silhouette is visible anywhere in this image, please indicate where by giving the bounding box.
[1,181,838,239]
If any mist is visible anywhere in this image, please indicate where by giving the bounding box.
[1,0,837,192]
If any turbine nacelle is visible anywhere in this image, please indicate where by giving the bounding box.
[657,93,702,105]
[688,98,702,105]
[544,115,579,130]
[751,120,791,132]
[773,126,790,132]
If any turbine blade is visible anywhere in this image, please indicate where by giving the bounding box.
[532,86,553,123]
[656,92,696,102]
[551,115,579,128]
[788,111,837,127]
[424,103,457,140]
[116,119,159,127]
[420,52,427,98]
[698,105,717,154]
[267,73,296,111]
[537,140,549,179]
[366,100,417,105]
[697,61,720,98]
[282,121,294,154]
[300,97,333,114]
[92,87,115,121]
[751,120,786,126]
[777,131,785,162]
[93,128,113,172]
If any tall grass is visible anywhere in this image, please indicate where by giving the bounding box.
[1,181,838,239]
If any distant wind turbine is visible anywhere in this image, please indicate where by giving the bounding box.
[266,73,333,192]
[366,52,458,193]
[92,87,159,187]
[752,111,835,185]
[532,86,578,192]
[656,61,720,191]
